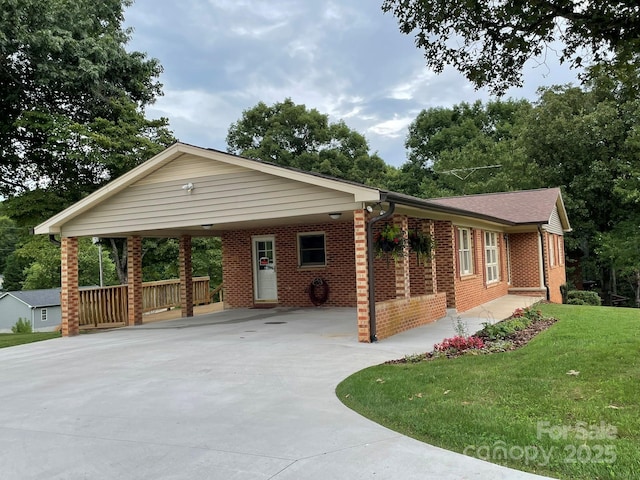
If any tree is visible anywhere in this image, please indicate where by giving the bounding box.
[0,0,175,211]
[382,0,640,94]
[0,216,22,274]
[402,99,539,196]
[227,98,390,186]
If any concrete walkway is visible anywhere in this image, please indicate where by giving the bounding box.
[0,296,550,480]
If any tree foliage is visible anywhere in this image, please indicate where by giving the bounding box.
[382,0,640,94]
[227,98,390,186]
[402,62,640,302]
[0,0,175,212]
[402,99,538,196]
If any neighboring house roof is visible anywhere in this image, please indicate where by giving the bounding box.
[0,289,61,308]
[33,142,570,236]
[428,188,572,231]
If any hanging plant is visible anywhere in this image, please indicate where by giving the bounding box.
[374,224,406,263]
[408,229,436,265]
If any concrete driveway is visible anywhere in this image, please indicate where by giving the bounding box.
[0,306,549,480]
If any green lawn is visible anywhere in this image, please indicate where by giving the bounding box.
[337,304,640,479]
[0,331,61,349]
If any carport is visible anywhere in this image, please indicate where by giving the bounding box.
[34,142,564,342]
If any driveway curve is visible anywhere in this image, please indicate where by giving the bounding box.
[0,308,550,479]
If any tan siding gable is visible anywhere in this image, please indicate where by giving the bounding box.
[62,169,359,237]
[135,154,248,185]
[544,207,564,235]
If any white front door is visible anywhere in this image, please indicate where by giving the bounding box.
[252,236,277,302]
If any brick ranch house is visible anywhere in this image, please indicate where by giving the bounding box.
[34,143,571,342]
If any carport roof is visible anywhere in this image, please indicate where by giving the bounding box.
[33,142,569,236]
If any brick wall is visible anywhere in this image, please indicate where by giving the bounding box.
[509,233,541,288]
[434,220,456,308]
[546,233,566,304]
[453,228,509,312]
[375,293,447,340]
[408,218,427,296]
[222,220,357,308]
[372,220,399,302]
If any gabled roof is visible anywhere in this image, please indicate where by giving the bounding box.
[33,142,571,236]
[34,142,382,235]
[0,289,61,308]
[428,188,572,231]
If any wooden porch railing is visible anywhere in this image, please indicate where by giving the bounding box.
[78,277,212,328]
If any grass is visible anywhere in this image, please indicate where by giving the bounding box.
[337,304,640,479]
[0,331,61,349]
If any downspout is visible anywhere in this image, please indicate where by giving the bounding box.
[538,225,550,301]
[366,201,396,342]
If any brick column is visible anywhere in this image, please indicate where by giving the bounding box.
[394,215,410,299]
[60,237,79,336]
[434,220,456,308]
[423,220,438,294]
[127,236,143,326]
[354,209,370,343]
[179,235,194,318]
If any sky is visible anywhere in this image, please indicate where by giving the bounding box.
[124,0,581,167]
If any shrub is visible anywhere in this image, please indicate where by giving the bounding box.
[434,335,485,353]
[479,321,517,340]
[11,318,32,334]
[567,290,601,306]
[560,283,569,304]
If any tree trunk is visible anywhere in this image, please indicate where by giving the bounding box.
[110,238,128,284]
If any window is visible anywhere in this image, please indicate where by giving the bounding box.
[458,228,473,276]
[41,309,47,322]
[485,232,499,283]
[549,234,556,267]
[558,236,564,266]
[298,233,326,267]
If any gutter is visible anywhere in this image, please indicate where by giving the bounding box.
[366,200,396,343]
[538,225,550,301]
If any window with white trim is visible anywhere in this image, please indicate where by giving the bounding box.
[485,231,499,283]
[41,309,47,322]
[298,233,326,267]
[458,228,473,276]
[549,234,556,267]
[559,236,564,266]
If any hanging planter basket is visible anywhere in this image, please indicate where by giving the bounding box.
[374,224,406,264]
[408,229,436,266]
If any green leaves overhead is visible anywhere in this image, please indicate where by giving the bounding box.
[382,0,640,95]
[0,0,175,205]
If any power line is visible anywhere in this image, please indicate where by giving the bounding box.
[436,164,502,180]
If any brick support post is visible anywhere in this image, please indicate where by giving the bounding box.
[354,209,370,342]
[127,236,143,326]
[434,220,456,308]
[394,215,410,299]
[423,220,438,294]
[180,235,194,318]
[60,237,79,336]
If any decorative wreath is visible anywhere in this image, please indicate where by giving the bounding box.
[308,277,329,306]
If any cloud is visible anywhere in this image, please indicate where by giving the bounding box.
[368,115,414,138]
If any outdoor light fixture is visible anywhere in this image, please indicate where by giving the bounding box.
[201,224,213,230]
[182,182,195,193]
[366,205,374,213]
[328,212,342,220]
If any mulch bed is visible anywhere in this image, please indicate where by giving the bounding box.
[385,317,558,365]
